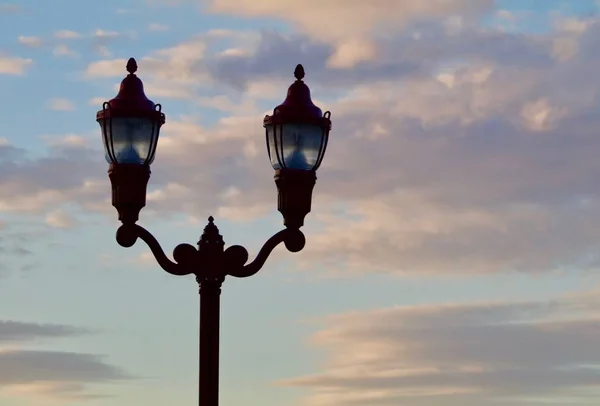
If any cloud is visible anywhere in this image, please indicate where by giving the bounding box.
[53,44,78,58]
[205,22,555,92]
[90,29,131,57]
[208,0,494,40]
[88,96,108,106]
[17,36,42,47]
[13,12,600,278]
[49,29,126,58]
[42,134,89,148]
[0,138,106,214]
[0,320,131,401]
[116,8,136,14]
[53,29,82,39]
[86,37,211,99]
[207,0,495,67]
[86,36,207,81]
[0,321,88,342]
[1,350,128,384]
[279,290,600,406]
[148,23,169,31]
[0,56,32,75]
[0,3,20,14]
[0,222,46,274]
[86,58,126,77]
[93,29,120,39]
[45,209,78,229]
[46,98,76,111]
[194,17,600,275]
[0,350,130,399]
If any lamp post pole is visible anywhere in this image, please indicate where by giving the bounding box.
[197,217,224,406]
[97,58,332,406]
[199,275,221,406]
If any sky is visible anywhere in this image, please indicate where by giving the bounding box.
[3,0,600,405]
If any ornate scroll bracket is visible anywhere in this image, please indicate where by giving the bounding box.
[115,220,306,281]
[116,224,195,276]
[224,228,305,278]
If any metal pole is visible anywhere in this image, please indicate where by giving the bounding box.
[199,279,221,406]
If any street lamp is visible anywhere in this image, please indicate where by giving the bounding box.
[97,58,332,406]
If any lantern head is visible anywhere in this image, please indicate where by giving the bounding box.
[97,58,165,166]
[264,65,332,229]
[97,58,165,225]
[264,64,331,171]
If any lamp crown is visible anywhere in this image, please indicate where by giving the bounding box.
[263,64,327,126]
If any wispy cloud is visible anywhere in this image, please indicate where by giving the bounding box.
[280,290,600,406]
[17,36,42,47]
[0,56,32,75]
[0,3,21,14]
[45,209,79,229]
[0,320,130,399]
[53,29,82,39]
[53,44,78,58]
[46,98,76,111]
[148,23,169,31]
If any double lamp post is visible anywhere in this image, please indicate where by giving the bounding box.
[96,58,332,406]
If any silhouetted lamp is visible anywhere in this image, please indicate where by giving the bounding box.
[96,57,165,224]
[96,59,333,406]
[264,64,332,229]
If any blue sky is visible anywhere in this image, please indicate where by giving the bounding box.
[3,1,600,405]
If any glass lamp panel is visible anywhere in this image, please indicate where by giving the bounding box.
[266,124,283,170]
[101,117,158,164]
[99,118,113,163]
[279,123,323,170]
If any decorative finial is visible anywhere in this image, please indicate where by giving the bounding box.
[294,64,305,81]
[126,57,138,75]
[198,215,223,248]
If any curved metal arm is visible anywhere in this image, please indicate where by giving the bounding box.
[116,224,193,276]
[225,228,305,278]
